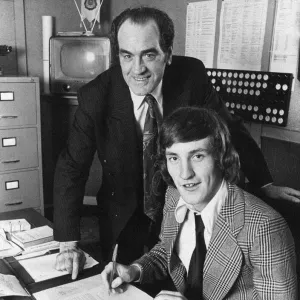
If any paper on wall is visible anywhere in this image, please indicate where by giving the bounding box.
[269,0,300,90]
[185,0,218,68]
[217,0,268,70]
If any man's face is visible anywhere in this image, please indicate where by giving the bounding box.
[117,19,172,96]
[166,137,223,212]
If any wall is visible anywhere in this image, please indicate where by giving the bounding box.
[2,0,300,192]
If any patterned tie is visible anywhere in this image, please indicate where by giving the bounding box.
[185,214,206,300]
[143,94,163,222]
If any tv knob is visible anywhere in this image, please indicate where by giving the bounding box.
[63,84,71,92]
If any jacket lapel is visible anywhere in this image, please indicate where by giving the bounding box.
[203,184,244,300]
[164,188,187,294]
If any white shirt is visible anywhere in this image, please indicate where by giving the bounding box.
[129,81,163,135]
[174,179,228,272]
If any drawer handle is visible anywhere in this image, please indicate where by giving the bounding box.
[5,201,23,206]
[2,160,20,164]
[0,115,18,119]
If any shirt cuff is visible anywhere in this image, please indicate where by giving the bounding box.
[59,241,78,252]
[261,182,273,189]
[130,263,143,282]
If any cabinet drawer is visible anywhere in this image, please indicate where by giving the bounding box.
[0,170,40,212]
[0,82,37,127]
[0,128,38,172]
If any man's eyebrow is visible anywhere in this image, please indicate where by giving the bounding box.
[165,148,208,156]
[119,48,159,55]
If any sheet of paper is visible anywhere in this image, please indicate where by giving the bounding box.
[0,274,29,297]
[33,274,153,300]
[270,0,300,89]
[217,0,268,70]
[0,229,22,258]
[185,0,218,68]
[17,252,98,282]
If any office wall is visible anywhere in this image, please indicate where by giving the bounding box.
[3,0,300,190]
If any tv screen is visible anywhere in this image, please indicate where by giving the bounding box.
[50,36,110,95]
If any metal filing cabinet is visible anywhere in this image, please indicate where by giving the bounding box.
[0,77,44,214]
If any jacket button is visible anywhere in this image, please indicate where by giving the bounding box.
[103,159,107,163]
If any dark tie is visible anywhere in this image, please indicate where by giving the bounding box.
[185,214,206,300]
[143,94,163,222]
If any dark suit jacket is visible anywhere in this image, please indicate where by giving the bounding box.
[136,184,297,300]
[53,56,272,252]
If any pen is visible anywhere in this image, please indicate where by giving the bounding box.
[108,243,118,291]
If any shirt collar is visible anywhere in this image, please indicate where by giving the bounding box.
[175,180,228,234]
[129,80,163,111]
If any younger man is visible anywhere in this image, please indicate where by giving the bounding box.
[101,107,297,300]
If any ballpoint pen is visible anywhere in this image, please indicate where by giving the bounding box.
[108,243,118,292]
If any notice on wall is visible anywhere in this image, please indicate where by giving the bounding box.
[217,0,268,70]
[270,0,300,81]
[185,0,218,68]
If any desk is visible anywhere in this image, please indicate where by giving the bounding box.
[0,208,104,299]
[0,208,160,299]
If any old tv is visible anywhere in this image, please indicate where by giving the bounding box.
[50,36,111,95]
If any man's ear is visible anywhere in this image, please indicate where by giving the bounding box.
[166,47,173,65]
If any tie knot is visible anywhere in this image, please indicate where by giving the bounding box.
[195,214,205,235]
[144,94,156,108]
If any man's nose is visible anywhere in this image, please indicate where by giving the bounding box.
[180,161,195,179]
[133,57,146,73]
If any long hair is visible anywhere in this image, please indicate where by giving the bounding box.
[110,6,174,63]
[157,107,240,186]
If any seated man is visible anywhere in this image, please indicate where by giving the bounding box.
[101,107,298,300]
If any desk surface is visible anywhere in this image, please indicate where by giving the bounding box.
[0,208,52,228]
[0,208,104,299]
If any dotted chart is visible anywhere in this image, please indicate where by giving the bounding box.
[206,69,293,127]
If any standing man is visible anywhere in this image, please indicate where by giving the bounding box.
[101,107,298,300]
[54,6,300,279]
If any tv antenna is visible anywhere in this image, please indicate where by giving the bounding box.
[72,0,104,36]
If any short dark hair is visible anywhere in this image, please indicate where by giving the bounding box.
[157,107,240,186]
[110,6,174,62]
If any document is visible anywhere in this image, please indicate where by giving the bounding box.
[217,0,268,70]
[185,0,218,68]
[0,274,29,297]
[270,0,300,89]
[33,274,153,300]
[17,252,98,282]
[0,229,22,258]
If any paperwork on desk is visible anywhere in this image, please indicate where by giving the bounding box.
[33,274,153,300]
[16,252,98,282]
[0,273,30,297]
[0,229,22,258]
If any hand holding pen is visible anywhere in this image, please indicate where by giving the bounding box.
[108,243,118,292]
[100,244,142,293]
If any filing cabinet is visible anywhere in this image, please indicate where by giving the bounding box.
[0,77,44,214]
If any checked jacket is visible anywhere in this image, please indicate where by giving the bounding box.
[135,183,297,300]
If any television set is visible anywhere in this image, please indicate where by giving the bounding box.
[49,36,111,95]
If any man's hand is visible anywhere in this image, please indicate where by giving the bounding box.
[261,184,300,203]
[154,291,187,300]
[100,262,141,293]
[55,241,86,280]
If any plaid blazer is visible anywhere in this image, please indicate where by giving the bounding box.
[136,183,298,300]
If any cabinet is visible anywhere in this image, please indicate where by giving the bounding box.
[0,77,43,214]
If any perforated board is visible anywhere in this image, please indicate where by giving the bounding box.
[206,68,293,127]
